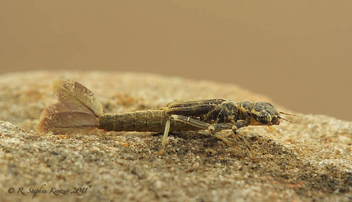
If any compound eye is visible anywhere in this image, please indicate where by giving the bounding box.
[257,110,272,124]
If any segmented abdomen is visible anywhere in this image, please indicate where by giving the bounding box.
[98,110,201,132]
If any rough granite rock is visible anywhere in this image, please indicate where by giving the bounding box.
[0,71,351,202]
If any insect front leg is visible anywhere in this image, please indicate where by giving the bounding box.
[169,115,242,150]
[229,120,253,152]
[212,120,253,156]
[170,115,253,155]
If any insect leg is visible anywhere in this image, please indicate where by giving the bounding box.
[156,113,217,154]
[171,115,253,156]
[170,114,211,129]
[231,120,249,132]
[211,121,253,156]
[228,120,253,153]
[157,118,171,155]
[169,115,242,150]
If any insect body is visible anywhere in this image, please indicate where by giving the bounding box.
[36,80,292,154]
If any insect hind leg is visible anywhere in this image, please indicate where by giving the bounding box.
[154,118,171,155]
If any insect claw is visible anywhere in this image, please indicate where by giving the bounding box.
[154,149,165,155]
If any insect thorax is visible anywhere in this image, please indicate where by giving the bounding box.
[201,101,254,124]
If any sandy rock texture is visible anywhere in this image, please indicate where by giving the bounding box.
[0,71,351,202]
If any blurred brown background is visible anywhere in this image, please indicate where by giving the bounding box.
[0,0,351,121]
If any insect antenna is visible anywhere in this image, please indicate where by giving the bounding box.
[279,111,301,117]
[279,111,301,124]
[278,116,295,123]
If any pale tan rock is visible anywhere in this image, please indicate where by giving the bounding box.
[0,71,351,201]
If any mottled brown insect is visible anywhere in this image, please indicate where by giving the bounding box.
[36,80,296,154]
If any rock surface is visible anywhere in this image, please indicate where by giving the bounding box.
[0,71,351,201]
